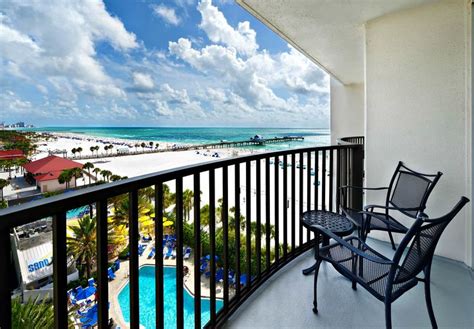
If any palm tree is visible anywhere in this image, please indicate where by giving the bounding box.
[162,184,176,209]
[108,144,114,154]
[70,167,83,186]
[76,147,83,157]
[134,143,140,152]
[94,145,100,156]
[71,148,77,157]
[82,162,94,184]
[110,174,121,182]
[149,141,154,149]
[93,167,101,181]
[183,189,194,221]
[90,146,95,156]
[58,169,73,189]
[2,160,14,179]
[141,142,146,151]
[67,215,96,278]
[0,178,9,201]
[100,170,112,182]
[12,296,54,329]
[104,145,109,154]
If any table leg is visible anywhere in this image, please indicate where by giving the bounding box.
[302,232,320,275]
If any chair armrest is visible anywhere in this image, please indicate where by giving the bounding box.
[314,225,394,265]
[363,204,422,212]
[339,185,389,191]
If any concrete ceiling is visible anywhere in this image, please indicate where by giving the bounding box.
[237,0,436,85]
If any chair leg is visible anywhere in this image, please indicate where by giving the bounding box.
[312,259,322,314]
[424,268,438,329]
[385,301,392,329]
[387,231,396,250]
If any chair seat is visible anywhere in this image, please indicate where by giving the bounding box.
[343,208,408,233]
[320,237,418,302]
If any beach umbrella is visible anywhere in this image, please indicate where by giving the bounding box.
[163,220,174,227]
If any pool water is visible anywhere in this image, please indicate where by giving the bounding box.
[66,206,89,219]
[118,266,223,329]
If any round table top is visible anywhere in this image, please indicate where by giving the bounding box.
[302,210,354,236]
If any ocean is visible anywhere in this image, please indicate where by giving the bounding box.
[30,127,330,151]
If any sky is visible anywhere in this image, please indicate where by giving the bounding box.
[0,0,329,128]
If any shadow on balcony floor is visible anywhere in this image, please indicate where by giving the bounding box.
[225,239,474,328]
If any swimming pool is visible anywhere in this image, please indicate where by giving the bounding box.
[66,206,89,219]
[118,266,223,329]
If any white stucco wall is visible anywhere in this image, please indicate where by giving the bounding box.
[38,179,75,192]
[365,0,472,265]
[330,79,365,143]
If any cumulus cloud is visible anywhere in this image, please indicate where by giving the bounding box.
[152,4,181,25]
[132,72,155,90]
[166,0,329,125]
[197,0,258,56]
[0,1,137,98]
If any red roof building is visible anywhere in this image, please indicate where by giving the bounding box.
[23,155,83,182]
[0,149,25,161]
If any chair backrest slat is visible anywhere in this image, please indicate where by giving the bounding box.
[387,162,442,218]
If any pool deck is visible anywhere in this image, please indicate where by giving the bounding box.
[109,242,231,328]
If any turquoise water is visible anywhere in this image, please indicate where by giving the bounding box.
[66,206,89,219]
[29,127,330,151]
[118,266,223,329]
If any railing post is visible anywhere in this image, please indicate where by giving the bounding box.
[351,145,364,211]
[96,200,109,328]
[0,228,11,329]
[129,191,139,329]
[53,212,68,329]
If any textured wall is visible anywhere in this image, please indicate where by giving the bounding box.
[365,0,472,265]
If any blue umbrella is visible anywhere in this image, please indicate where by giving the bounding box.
[76,285,96,300]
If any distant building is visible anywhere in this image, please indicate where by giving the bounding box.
[16,122,25,128]
[0,149,25,161]
[11,219,78,301]
[22,155,83,192]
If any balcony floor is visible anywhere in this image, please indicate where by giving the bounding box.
[225,239,474,328]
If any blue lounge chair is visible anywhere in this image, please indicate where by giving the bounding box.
[138,244,145,256]
[88,278,95,287]
[183,247,192,260]
[165,246,173,258]
[229,273,236,286]
[107,267,116,280]
[216,268,224,282]
[75,286,83,296]
[113,259,120,271]
[200,261,208,273]
[147,247,155,259]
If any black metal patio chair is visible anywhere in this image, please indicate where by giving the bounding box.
[312,196,469,329]
[340,161,442,249]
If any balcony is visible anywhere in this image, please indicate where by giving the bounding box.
[225,238,474,328]
[0,140,365,328]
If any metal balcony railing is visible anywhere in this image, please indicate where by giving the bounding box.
[0,139,364,329]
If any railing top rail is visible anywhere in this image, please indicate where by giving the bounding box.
[337,136,364,145]
[0,143,360,230]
